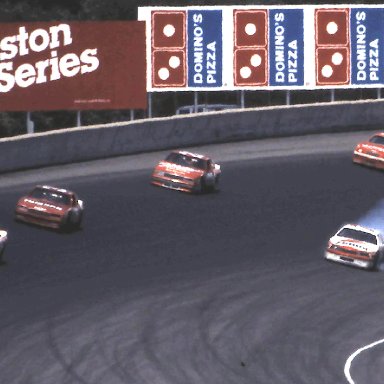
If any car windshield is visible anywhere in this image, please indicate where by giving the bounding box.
[337,228,378,244]
[29,187,71,205]
[165,152,208,170]
[369,135,384,145]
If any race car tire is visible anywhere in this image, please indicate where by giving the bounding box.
[213,175,220,192]
[60,209,82,232]
[199,176,208,193]
[69,209,83,229]
[371,256,381,272]
[75,211,83,229]
[0,245,6,263]
[202,173,219,193]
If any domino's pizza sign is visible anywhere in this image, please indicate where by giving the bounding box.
[269,9,304,86]
[143,9,222,89]
[315,8,350,85]
[350,8,384,85]
[138,5,384,91]
[188,10,222,87]
[150,10,187,88]
[233,9,268,86]
[233,8,304,87]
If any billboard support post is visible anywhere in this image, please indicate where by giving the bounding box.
[148,93,152,118]
[378,89,382,99]
[286,91,291,106]
[194,92,198,113]
[240,90,245,109]
[76,111,81,127]
[26,112,34,134]
[330,89,335,102]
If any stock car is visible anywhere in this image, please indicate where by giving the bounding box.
[15,185,84,230]
[0,229,7,261]
[353,132,384,170]
[325,223,383,270]
[151,150,221,193]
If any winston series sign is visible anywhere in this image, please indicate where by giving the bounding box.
[0,21,146,111]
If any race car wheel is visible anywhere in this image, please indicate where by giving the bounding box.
[202,173,219,193]
[199,176,207,193]
[68,209,83,229]
[213,175,220,192]
[0,245,6,263]
[61,209,82,231]
[371,255,381,272]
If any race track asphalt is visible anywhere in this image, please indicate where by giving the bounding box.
[0,132,383,384]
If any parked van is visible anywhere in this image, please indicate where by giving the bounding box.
[176,104,239,115]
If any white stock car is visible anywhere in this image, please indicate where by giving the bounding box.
[0,229,7,262]
[325,224,384,270]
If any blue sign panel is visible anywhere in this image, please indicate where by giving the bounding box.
[187,9,222,87]
[351,8,384,85]
[269,9,304,86]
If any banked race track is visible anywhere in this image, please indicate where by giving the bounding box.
[1,131,384,384]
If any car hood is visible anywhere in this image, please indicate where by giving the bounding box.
[18,197,67,214]
[155,161,205,178]
[357,141,384,154]
[331,236,379,253]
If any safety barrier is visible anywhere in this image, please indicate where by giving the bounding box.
[0,99,383,173]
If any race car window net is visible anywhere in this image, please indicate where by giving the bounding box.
[165,153,207,170]
[29,187,71,205]
[337,228,377,245]
[369,136,384,145]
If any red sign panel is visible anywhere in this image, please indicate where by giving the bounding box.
[151,11,187,88]
[315,9,350,85]
[234,9,268,86]
[0,21,147,111]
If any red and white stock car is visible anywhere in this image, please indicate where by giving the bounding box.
[15,185,84,230]
[353,132,384,170]
[151,150,221,193]
[325,223,383,270]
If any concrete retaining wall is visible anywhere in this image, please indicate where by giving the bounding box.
[1,99,384,173]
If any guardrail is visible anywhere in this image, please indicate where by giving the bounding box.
[1,99,383,174]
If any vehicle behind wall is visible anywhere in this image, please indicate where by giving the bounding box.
[176,103,239,115]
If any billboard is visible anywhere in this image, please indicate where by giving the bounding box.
[138,5,384,91]
[0,21,147,111]
[350,8,384,85]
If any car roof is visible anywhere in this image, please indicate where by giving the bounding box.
[370,132,384,138]
[339,223,380,236]
[35,185,74,195]
[172,150,210,161]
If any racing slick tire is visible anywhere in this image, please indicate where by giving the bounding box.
[60,209,83,232]
[0,244,6,264]
[371,254,382,272]
[201,173,220,193]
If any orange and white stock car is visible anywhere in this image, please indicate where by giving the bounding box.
[151,150,221,193]
[353,132,384,170]
[15,185,84,230]
[325,224,383,270]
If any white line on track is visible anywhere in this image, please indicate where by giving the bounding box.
[344,338,384,384]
